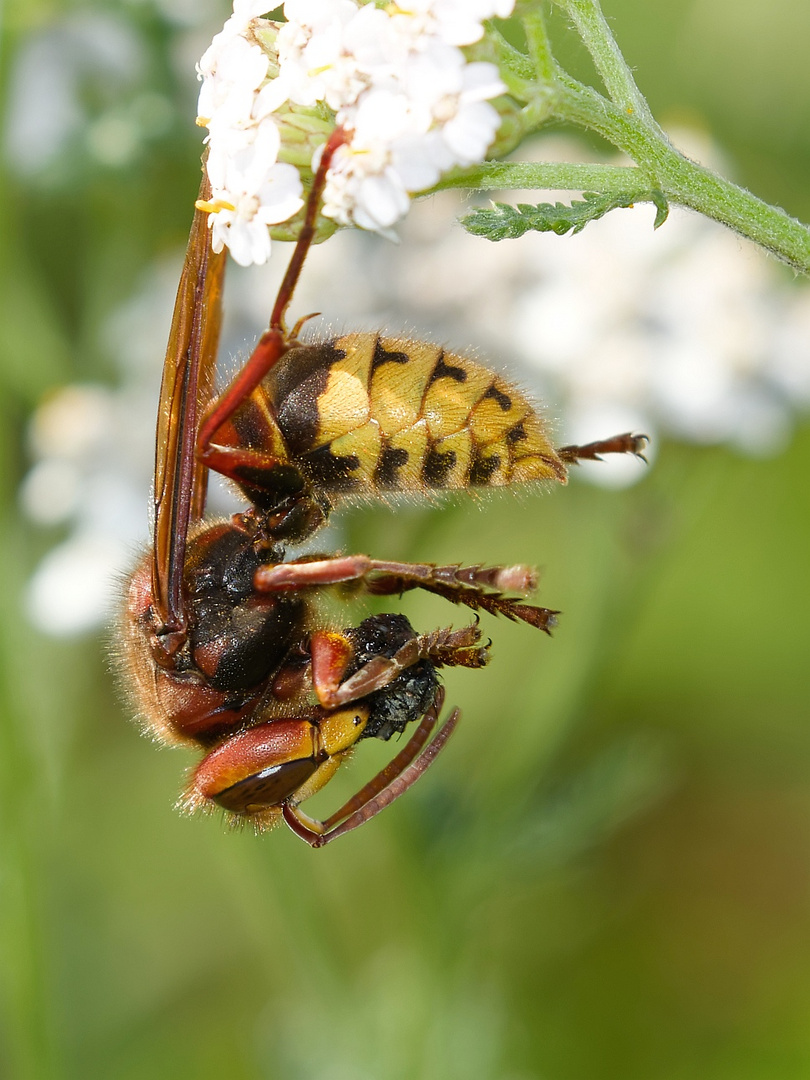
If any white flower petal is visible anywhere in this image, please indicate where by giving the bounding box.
[256,163,305,223]
[355,170,411,229]
[390,132,448,190]
[254,78,290,118]
[460,61,506,103]
[226,216,271,266]
[442,101,500,164]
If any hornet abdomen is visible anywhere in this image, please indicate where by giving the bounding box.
[266,332,567,495]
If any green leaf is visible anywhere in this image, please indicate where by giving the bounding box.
[461,188,670,241]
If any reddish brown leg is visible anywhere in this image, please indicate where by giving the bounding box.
[256,555,536,593]
[255,555,558,632]
[282,690,460,848]
[318,697,440,828]
[196,329,289,456]
[270,126,348,332]
[196,127,350,467]
[197,442,291,488]
[310,623,486,710]
[556,432,649,464]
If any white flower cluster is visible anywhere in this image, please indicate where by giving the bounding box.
[197,0,513,263]
[197,1,306,266]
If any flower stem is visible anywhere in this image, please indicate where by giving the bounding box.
[447,2,810,274]
[521,7,555,85]
[554,0,658,127]
[654,154,810,274]
[439,161,645,194]
[553,76,810,272]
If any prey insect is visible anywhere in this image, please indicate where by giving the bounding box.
[122,131,647,847]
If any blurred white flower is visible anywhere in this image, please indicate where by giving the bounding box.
[28,533,134,637]
[509,200,801,465]
[21,261,193,637]
[4,12,145,175]
[21,382,151,635]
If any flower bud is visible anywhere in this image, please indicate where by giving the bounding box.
[487,95,530,159]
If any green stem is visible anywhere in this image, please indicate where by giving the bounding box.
[444,1,810,272]
[552,71,666,170]
[521,6,555,85]
[485,25,539,99]
[555,0,658,127]
[437,161,645,193]
[656,155,810,273]
[554,76,810,273]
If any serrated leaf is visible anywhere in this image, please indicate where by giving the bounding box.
[461,188,670,241]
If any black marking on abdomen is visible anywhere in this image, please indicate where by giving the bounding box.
[372,337,410,372]
[484,384,512,411]
[428,351,467,385]
[506,421,527,445]
[375,446,409,488]
[470,454,500,485]
[423,448,457,487]
[272,342,346,455]
[301,445,361,491]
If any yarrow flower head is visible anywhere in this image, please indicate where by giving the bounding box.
[196,0,514,263]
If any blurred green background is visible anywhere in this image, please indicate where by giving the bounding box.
[1,2,810,1078]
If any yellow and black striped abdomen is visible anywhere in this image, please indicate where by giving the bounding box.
[268,332,566,495]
